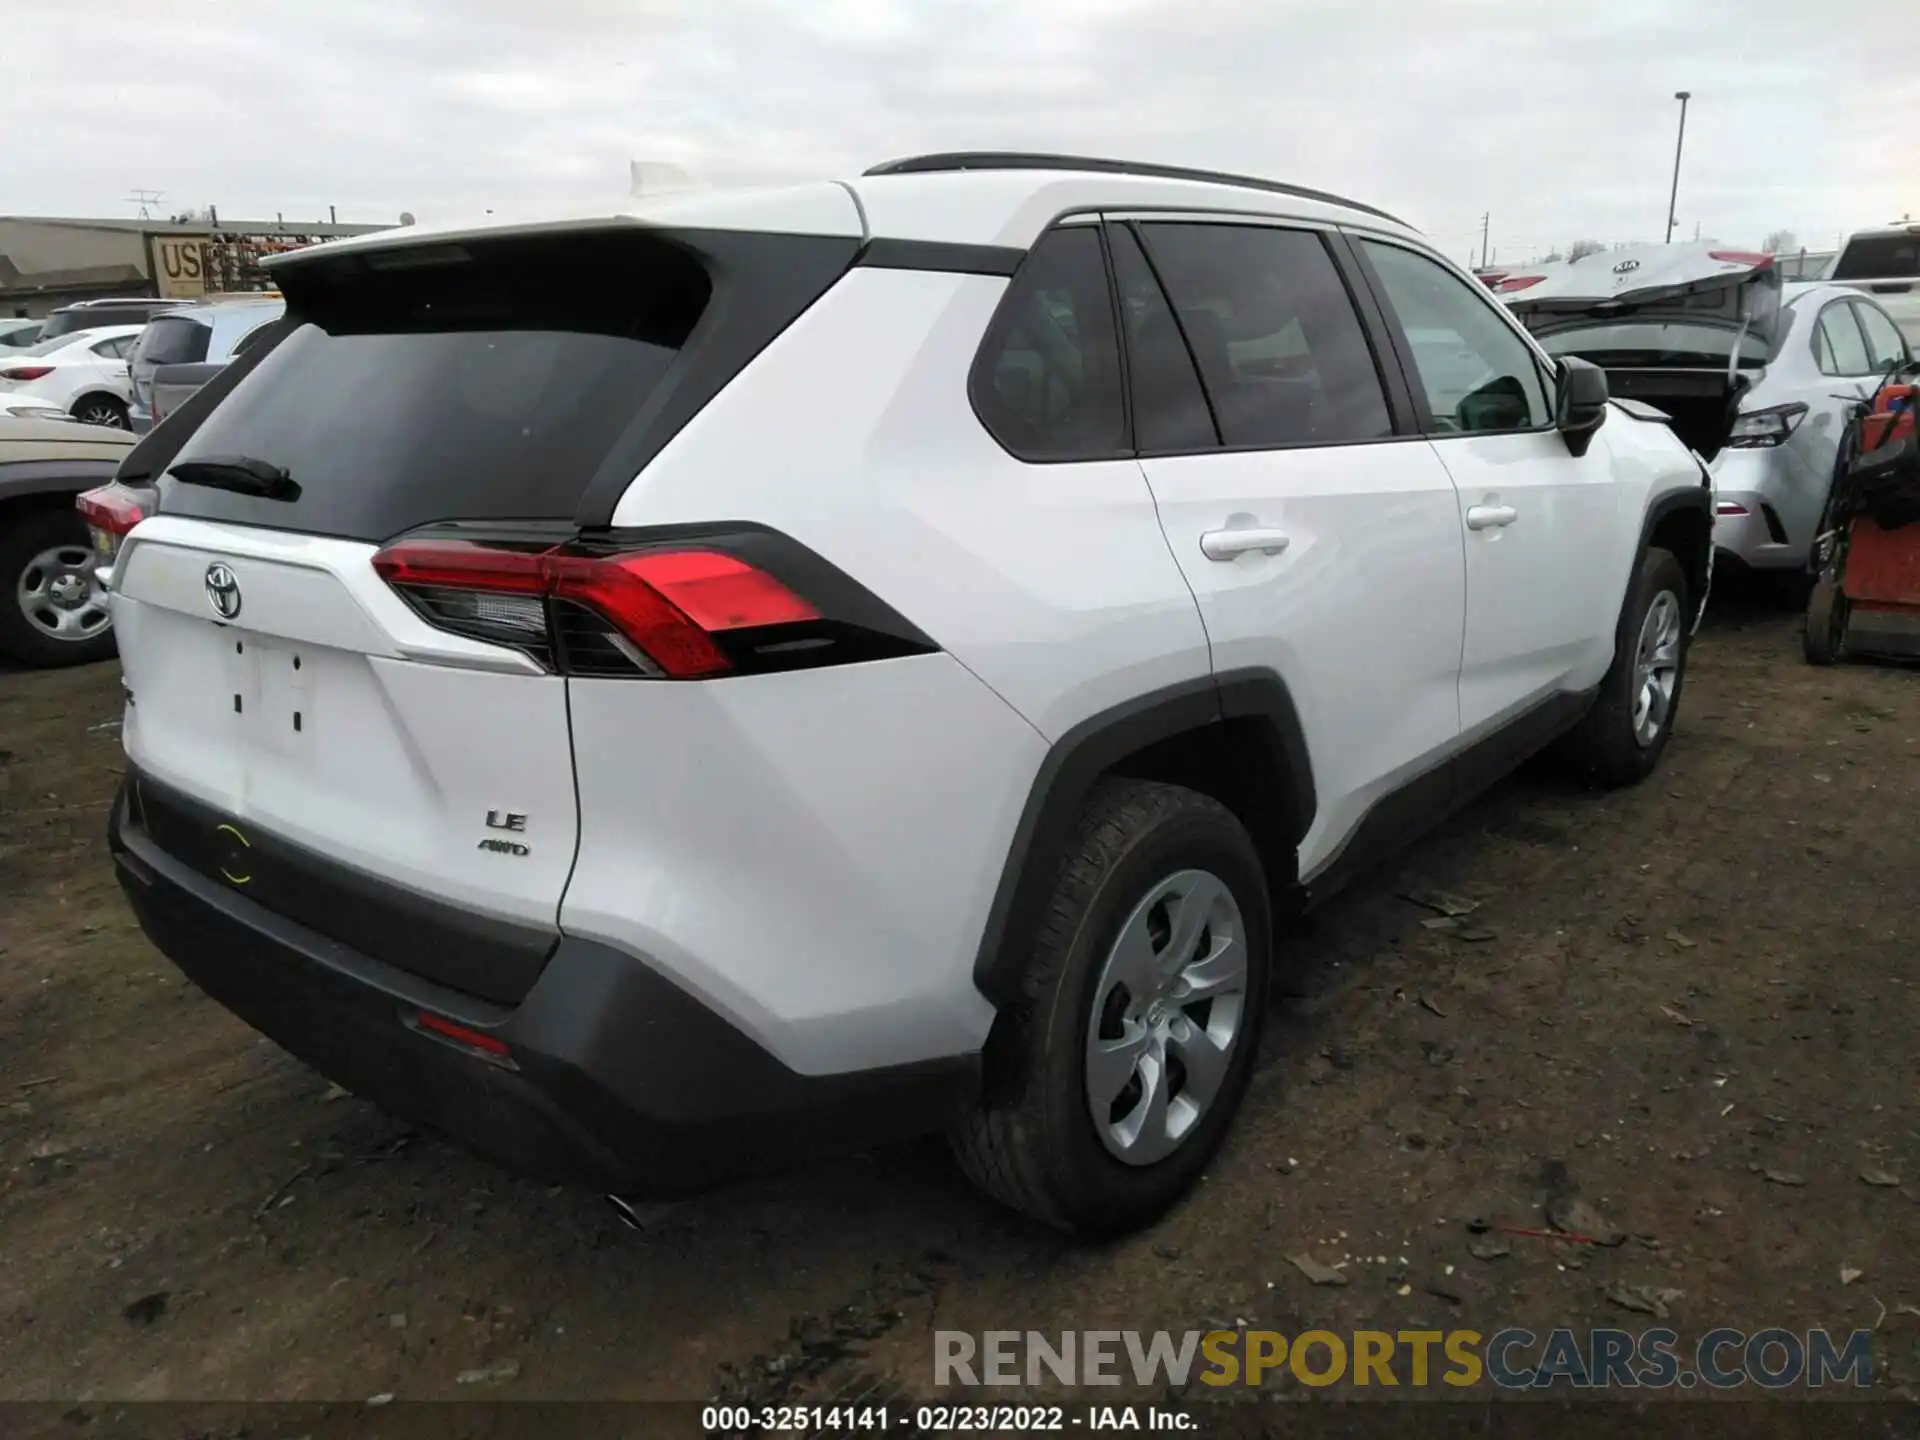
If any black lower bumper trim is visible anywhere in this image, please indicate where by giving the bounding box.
[110,776,977,1194]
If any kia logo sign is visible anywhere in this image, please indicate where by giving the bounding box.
[1612,259,1641,275]
[204,562,242,621]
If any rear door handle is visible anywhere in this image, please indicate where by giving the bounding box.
[1200,528,1290,560]
[1465,504,1518,531]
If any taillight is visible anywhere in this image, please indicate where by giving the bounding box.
[1496,275,1546,293]
[1,365,53,381]
[77,485,150,537]
[372,537,823,679]
[77,482,155,574]
[1709,250,1774,268]
[1725,402,1809,449]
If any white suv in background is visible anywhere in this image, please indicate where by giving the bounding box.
[92,154,1711,1235]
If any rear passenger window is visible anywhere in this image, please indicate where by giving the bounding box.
[1108,225,1217,451]
[1361,240,1551,433]
[1136,223,1392,447]
[972,227,1127,461]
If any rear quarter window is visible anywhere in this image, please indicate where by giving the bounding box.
[970,227,1128,461]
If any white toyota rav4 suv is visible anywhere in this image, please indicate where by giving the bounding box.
[91,154,1711,1235]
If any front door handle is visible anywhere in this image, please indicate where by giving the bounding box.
[1465,503,1518,531]
[1200,527,1291,561]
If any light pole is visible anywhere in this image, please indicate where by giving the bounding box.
[1665,90,1692,244]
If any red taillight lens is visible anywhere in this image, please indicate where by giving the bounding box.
[371,539,821,679]
[1709,250,1773,268]
[77,484,150,537]
[1,366,53,381]
[1496,275,1545,293]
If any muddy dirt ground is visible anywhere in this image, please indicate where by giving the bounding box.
[2,577,1917,1422]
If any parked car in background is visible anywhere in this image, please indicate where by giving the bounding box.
[1505,245,1911,574]
[34,297,183,345]
[0,326,144,428]
[0,318,44,348]
[0,416,133,666]
[0,392,78,423]
[1828,224,1920,344]
[127,296,284,433]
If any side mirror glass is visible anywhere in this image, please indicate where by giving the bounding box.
[1557,357,1609,456]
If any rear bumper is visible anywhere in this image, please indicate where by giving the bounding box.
[1710,445,1827,570]
[1711,487,1802,569]
[110,775,977,1194]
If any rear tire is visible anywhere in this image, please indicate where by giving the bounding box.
[0,505,117,668]
[1803,580,1848,666]
[949,779,1272,1235]
[1559,546,1690,788]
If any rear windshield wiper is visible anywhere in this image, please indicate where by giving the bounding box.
[167,455,301,502]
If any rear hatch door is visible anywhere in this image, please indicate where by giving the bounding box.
[111,227,731,1003]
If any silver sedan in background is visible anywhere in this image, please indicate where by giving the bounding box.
[1508,247,1911,575]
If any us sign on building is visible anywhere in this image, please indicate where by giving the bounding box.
[151,234,213,299]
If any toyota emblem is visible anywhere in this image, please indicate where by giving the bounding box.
[204,562,242,621]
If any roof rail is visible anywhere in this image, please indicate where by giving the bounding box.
[862,152,1407,227]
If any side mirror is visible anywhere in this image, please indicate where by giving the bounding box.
[1556,357,1609,457]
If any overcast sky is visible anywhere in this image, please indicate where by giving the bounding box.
[7,0,1914,263]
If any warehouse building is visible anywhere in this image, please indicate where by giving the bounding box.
[0,214,392,316]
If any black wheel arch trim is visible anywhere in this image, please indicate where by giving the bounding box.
[1629,484,1713,640]
[971,668,1314,1007]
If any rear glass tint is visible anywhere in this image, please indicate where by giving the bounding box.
[136,317,211,366]
[1832,235,1919,280]
[158,230,715,541]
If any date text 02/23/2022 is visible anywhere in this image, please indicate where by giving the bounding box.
[701,1404,1194,1432]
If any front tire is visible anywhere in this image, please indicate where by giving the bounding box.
[1560,546,1690,788]
[70,395,128,429]
[949,779,1272,1235]
[0,506,117,667]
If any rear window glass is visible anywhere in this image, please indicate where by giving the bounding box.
[136,317,212,366]
[158,231,713,541]
[1832,235,1919,280]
